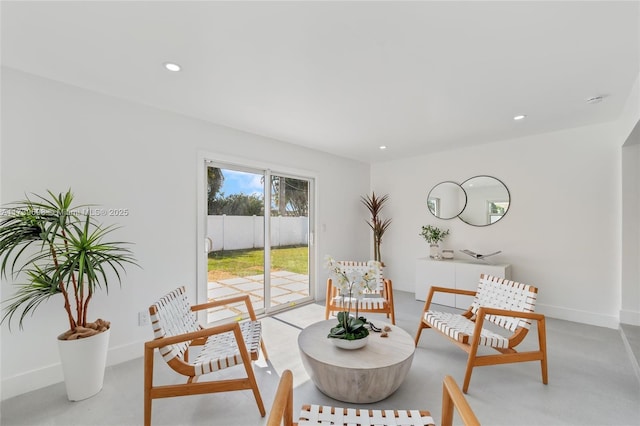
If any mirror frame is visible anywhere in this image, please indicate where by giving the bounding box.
[457,175,510,227]
[427,180,467,220]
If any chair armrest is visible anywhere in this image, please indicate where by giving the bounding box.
[383,278,393,298]
[477,307,545,321]
[266,370,294,426]
[431,286,477,296]
[191,294,258,321]
[423,286,477,312]
[442,375,480,426]
[145,321,241,350]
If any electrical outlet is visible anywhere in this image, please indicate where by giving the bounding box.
[138,311,150,327]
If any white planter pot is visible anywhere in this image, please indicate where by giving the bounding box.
[57,328,110,401]
[330,334,369,350]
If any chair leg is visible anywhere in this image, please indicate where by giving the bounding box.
[143,345,154,426]
[235,326,266,417]
[247,368,266,417]
[463,335,482,393]
[261,340,269,361]
[414,321,429,346]
[538,316,549,385]
[324,279,333,320]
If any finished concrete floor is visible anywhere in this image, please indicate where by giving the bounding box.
[2,291,639,425]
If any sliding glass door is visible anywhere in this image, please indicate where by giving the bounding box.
[201,160,313,323]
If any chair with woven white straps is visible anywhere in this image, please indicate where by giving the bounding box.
[324,260,396,324]
[144,286,268,426]
[415,274,548,393]
[267,369,480,426]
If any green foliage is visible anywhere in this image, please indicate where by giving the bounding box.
[0,190,138,331]
[419,225,450,244]
[270,176,308,217]
[209,193,264,216]
[328,311,370,340]
[207,167,225,214]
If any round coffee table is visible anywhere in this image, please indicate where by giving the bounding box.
[298,319,415,403]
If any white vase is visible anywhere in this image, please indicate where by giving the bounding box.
[57,328,110,401]
[331,334,369,350]
[429,243,440,259]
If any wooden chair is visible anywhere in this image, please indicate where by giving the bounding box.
[415,274,548,393]
[324,260,396,324]
[144,286,268,426]
[267,369,480,426]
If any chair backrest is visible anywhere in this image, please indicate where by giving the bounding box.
[149,286,200,362]
[470,274,538,332]
[337,260,384,293]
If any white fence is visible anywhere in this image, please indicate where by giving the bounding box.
[207,215,309,251]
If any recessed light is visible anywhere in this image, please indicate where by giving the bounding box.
[379,146,387,150]
[513,115,526,121]
[163,62,181,72]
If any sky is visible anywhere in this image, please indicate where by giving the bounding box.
[220,169,264,197]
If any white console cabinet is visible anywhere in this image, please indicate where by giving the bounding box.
[415,257,511,309]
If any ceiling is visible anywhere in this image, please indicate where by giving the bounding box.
[2,1,638,163]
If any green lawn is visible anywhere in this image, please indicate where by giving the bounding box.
[208,245,308,276]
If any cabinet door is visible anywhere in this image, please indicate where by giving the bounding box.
[415,259,455,307]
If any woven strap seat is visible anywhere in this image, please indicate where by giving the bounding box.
[299,405,435,426]
[424,310,510,348]
[192,320,261,375]
[332,296,388,310]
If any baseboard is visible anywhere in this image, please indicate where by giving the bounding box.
[620,326,640,383]
[620,309,640,326]
[1,339,144,401]
[537,303,619,329]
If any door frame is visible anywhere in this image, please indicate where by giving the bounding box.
[196,151,317,322]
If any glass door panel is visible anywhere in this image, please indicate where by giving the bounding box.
[268,174,311,309]
[206,166,266,322]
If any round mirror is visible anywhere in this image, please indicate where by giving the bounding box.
[427,181,467,219]
[458,176,510,226]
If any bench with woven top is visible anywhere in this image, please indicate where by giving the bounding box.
[415,273,548,393]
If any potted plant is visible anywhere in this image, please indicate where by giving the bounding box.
[361,192,391,263]
[0,189,137,400]
[419,225,450,259]
[324,256,379,349]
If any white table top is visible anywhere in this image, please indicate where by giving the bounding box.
[297,319,415,370]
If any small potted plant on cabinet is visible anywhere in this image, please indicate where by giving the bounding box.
[0,189,138,400]
[419,225,450,259]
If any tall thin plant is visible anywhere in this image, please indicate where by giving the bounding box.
[0,189,137,339]
[361,192,391,263]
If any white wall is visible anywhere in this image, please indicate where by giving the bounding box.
[622,142,640,325]
[0,68,371,399]
[371,122,623,329]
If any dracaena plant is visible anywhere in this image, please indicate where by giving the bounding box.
[361,192,391,263]
[0,190,137,339]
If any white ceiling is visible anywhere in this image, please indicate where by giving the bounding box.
[2,1,638,163]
